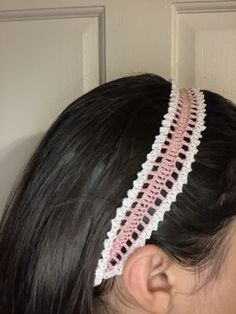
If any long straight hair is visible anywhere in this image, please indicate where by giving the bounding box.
[1,74,236,314]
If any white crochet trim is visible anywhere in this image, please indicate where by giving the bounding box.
[94,82,206,286]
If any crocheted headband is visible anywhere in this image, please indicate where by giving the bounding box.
[94,80,207,286]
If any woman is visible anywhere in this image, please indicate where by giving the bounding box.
[0,73,236,314]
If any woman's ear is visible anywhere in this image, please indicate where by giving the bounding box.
[122,244,174,314]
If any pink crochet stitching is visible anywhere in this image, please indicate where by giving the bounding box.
[106,88,198,272]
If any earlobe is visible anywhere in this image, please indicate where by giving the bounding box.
[122,245,173,314]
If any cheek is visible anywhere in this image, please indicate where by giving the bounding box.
[207,274,236,314]
[219,251,236,313]
[186,274,236,314]
[204,222,236,314]
[221,230,236,313]
[176,267,236,314]
[204,245,236,314]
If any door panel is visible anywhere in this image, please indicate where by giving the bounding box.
[172,1,236,101]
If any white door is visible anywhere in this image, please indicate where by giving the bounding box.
[1,0,236,214]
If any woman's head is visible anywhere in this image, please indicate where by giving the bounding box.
[0,74,236,314]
